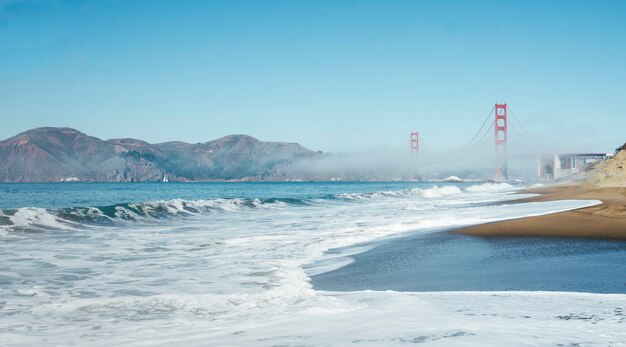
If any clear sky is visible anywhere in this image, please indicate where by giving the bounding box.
[1,0,625,153]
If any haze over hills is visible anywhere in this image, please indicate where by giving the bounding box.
[0,127,320,182]
[0,127,554,183]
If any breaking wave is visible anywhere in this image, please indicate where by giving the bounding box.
[0,182,516,233]
[334,184,488,200]
[465,182,514,193]
[0,197,305,233]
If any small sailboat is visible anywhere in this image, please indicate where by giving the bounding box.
[162,173,169,183]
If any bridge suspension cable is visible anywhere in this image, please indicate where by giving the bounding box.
[508,120,537,152]
[507,107,543,151]
[465,105,495,148]
[470,119,495,149]
[419,134,432,152]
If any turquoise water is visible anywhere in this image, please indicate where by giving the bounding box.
[0,181,441,210]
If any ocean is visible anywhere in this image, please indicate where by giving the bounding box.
[0,182,623,346]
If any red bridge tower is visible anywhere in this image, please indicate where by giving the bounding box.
[494,103,508,181]
[409,131,419,180]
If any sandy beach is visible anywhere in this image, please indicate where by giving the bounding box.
[459,183,626,240]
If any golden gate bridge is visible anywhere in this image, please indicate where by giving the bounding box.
[409,103,608,181]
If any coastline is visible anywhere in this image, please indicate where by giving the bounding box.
[458,183,626,240]
[311,182,626,293]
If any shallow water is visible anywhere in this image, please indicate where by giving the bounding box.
[311,231,626,293]
[1,182,622,346]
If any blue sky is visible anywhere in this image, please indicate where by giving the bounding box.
[1,0,625,153]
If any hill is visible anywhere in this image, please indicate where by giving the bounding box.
[587,146,626,187]
[0,127,318,182]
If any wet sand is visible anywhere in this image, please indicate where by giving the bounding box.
[458,183,626,240]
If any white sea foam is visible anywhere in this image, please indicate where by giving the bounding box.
[0,198,296,233]
[0,184,620,346]
[465,182,514,192]
[15,286,48,298]
[422,185,463,197]
[7,207,71,230]
[183,291,626,347]
[336,185,464,200]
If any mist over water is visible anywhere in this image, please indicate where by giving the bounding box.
[291,144,539,181]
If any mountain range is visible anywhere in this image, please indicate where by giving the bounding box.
[0,127,320,182]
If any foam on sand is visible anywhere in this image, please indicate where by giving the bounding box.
[182,291,626,347]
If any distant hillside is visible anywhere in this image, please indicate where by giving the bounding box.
[0,127,319,182]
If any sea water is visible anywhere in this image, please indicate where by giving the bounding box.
[0,182,623,346]
[312,231,626,293]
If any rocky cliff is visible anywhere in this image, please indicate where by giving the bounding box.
[0,127,318,182]
[587,147,626,187]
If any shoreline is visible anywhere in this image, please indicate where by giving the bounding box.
[458,183,626,240]
[311,229,626,293]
